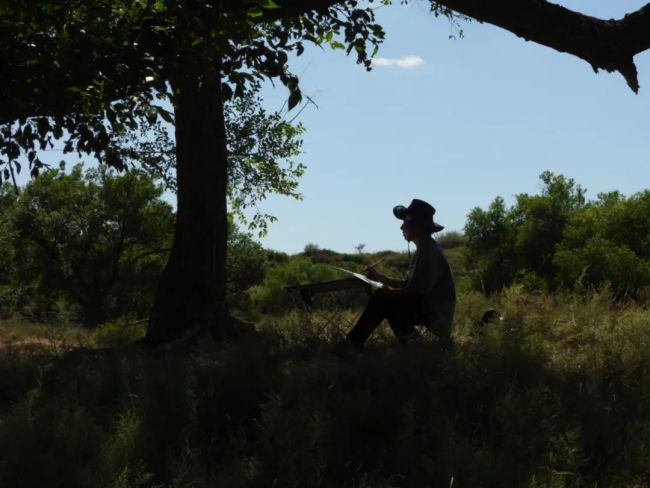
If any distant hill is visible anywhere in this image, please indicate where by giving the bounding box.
[276,231,468,284]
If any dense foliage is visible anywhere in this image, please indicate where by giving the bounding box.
[115,85,306,235]
[0,164,174,325]
[0,165,269,326]
[0,0,386,173]
[465,172,650,297]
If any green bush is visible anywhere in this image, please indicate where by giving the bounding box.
[226,226,267,309]
[554,237,650,297]
[553,191,650,297]
[465,172,650,298]
[93,318,147,348]
[3,164,174,326]
[436,231,466,249]
[251,257,367,314]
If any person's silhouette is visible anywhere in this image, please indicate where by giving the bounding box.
[344,199,456,350]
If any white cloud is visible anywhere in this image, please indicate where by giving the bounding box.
[372,55,424,69]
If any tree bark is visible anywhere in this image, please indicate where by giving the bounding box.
[143,60,228,347]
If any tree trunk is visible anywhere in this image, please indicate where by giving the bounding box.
[144,61,228,346]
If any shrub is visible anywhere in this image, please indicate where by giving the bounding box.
[5,164,174,326]
[554,237,650,297]
[465,172,650,298]
[93,318,146,348]
[436,231,465,249]
[252,258,367,314]
[226,226,267,309]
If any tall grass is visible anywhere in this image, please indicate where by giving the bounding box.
[0,289,649,487]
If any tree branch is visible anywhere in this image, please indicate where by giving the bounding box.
[3,0,650,127]
[266,0,650,92]
[428,0,650,92]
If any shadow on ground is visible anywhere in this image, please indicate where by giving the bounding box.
[0,316,649,488]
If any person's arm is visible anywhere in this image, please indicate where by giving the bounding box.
[363,266,406,288]
[381,284,419,296]
[383,248,439,296]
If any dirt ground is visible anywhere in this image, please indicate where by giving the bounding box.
[0,327,58,350]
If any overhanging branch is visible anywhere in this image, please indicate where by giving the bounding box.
[267,0,650,92]
[430,0,650,92]
[3,0,650,126]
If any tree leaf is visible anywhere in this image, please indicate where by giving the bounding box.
[157,107,174,124]
[287,90,302,111]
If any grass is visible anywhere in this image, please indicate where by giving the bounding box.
[0,289,649,487]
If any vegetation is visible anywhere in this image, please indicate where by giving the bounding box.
[2,1,649,485]
[465,171,650,298]
[0,164,173,326]
[0,168,647,486]
[0,166,268,327]
[1,287,650,487]
[1,0,386,345]
[5,0,649,345]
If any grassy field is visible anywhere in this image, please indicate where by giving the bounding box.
[0,287,649,487]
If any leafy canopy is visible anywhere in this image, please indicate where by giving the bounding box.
[114,85,306,235]
[1,0,386,181]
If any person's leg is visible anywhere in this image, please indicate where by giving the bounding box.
[346,291,389,347]
[384,295,422,344]
[346,291,421,347]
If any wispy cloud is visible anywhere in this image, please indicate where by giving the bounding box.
[372,55,424,69]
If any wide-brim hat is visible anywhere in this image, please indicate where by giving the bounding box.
[393,198,444,233]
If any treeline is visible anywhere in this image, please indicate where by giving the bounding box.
[0,166,647,328]
[0,164,266,327]
[0,164,415,324]
[465,171,650,298]
[0,164,172,325]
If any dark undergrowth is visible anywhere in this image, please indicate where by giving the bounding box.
[1,289,649,488]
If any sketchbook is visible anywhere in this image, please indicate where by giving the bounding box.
[334,267,384,289]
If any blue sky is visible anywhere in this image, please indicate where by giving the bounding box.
[251,0,650,254]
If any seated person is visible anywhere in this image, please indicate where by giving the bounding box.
[345,199,456,350]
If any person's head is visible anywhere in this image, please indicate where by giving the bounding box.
[393,199,444,243]
[400,220,429,242]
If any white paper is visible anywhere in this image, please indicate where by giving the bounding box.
[335,267,384,289]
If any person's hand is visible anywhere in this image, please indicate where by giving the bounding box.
[363,266,382,281]
[378,286,399,296]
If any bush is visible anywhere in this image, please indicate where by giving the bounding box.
[93,318,147,348]
[553,191,650,298]
[252,258,367,314]
[436,231,465,249]
[554,237,650,297]
[4,164,174,326]
[226,226,267,309]
[465,172,650,298]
